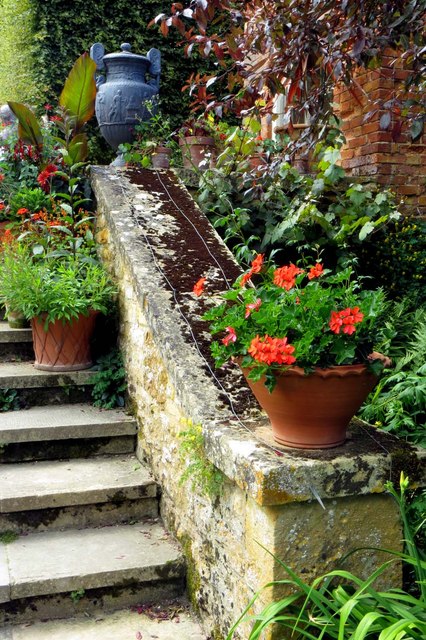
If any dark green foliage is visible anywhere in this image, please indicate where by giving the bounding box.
[360,301,426,446]
[91,349,127,409]
[28,0,214,135]
[357,217,426,304]
[0,388,19,412]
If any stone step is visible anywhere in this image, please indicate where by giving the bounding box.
[0,362,95,407]
[0,602,206,639]
[0,404,137,462]
[0,520,186,625]
[0,323,34,363]
[0,455,158,533]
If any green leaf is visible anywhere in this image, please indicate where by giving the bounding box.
[7,102,43,149]
[59,53,97,130]
[359,221,375,241]
[67,134,89,164]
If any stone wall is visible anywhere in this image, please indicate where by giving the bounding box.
[92,166,425,639]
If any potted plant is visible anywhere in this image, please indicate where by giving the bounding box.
[0,244,116,371]
[121,101,174,169]
[200,255,390,449]
[179,116,216,169]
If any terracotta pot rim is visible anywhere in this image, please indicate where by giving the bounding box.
[154,146,172,154]
[179,136,215,146]
[236,353,389,380]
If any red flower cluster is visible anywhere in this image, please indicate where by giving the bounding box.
[222,326,237,346]
[17,207,29,216]
[37,164,58,192]
[240,253,264,287]
[0,174,4,182]
[13,141,40,163]
[273,263,303,290]
[0,203,5,211]
[329,307,364,335]
[308,263,324,280]
[193,276,206,296]
[248,335,296,366]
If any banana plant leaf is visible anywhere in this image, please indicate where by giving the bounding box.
[7,102,43,149]
[59,53,97,131]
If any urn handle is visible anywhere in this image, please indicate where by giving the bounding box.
[147,48,161,90]
[90,42,105,88]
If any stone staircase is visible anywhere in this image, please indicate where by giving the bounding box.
[0,323,205,639]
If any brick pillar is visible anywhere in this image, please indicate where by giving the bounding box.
[335,51,426,214]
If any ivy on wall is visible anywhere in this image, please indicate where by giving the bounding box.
[0,0,40,104]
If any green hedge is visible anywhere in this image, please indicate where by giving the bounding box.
[0,0,40,104]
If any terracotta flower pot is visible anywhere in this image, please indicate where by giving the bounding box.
[241,364,380,449]
[179,136,216,169]
[31,311,99,372]
[152,146,172,169]
[6,308,29,329]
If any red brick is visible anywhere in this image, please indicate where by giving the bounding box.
[406,155,423,166]
[398,185,422,196]
[361,122,381,135]
[348,135,368,149]
[367,131,394,143]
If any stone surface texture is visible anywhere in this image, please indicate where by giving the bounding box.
[91,166,425,639]
[0,606,206,640]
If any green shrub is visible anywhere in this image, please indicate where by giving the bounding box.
[360,300,426,446]
[357,217,426,304]
[91,349,127,409]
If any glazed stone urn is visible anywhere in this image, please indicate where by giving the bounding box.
[90,42,161,165]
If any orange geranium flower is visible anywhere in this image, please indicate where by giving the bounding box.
[193,277,207,297]
[308,263,324,280]
[273,263,303,291]
[329,307,364,335]
[248,335,296,366]
[251,253,264,274]
[17,208,29,216]
[239,254,264,287]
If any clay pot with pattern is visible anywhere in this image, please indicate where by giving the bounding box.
[31,311,99,372]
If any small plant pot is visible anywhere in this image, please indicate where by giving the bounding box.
[31,311,99,372]
[6,309,29,329]
[152,146,172,169]
[179,136,216,170]
[248,153,267,170]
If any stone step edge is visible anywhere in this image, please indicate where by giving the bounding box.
[0,601,205,639]
[0,456,157,513]
[0,362,96,389]
[0,323,33,344]
[0,520,185,602]
[0,404,137,443]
